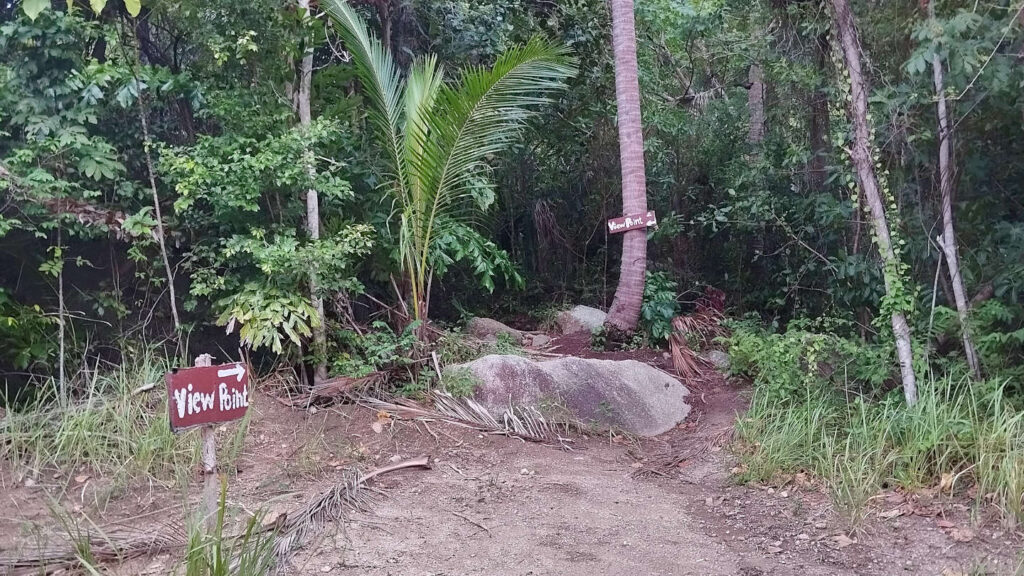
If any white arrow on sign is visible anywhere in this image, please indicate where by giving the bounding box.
[217,363,246,382]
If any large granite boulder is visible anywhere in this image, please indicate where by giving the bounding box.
[459,354,690,437]
[465,317,524,343]
[556,305,607,334]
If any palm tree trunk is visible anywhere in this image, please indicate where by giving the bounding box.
[928,2,981,378]
[605,0,648,334]
[832,0,918,406]
[297,0,327,384]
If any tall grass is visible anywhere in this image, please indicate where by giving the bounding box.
[180,480,276,576]
[1,349,199,486]
[736,377,1024,526]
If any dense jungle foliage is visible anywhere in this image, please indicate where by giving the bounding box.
[2,0,1024,524]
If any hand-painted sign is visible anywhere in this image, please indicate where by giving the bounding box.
[166,362,250,432]
[607,210,657,234]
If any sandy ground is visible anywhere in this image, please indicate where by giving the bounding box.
[2,370,1022,575]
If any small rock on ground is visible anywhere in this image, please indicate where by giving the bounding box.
[466,317,524,343]
[555,305,607,334]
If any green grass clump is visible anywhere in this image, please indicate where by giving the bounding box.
[2,351,200,486]
[180,480,276,576]
[736,378,1024,526]
[727,320,1024,527]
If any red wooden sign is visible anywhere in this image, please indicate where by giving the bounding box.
[166,362,250,432]
[607,210,657,234]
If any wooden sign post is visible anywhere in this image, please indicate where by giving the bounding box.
[607,210,657,234]
[166,354,250,531]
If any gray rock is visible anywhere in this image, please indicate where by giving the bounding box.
[461,354,690,437]
[465,317,524,343]
[701,349,730,371]
[528,334,552,347]
[556,305,608,334]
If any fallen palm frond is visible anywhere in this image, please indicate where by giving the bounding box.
[633,425,735,479]
[0,458,432,575]
[268,455,432,568]
[669,290,726,381]
[366,391,576,447]
[0,521,188,576]
[276,371,387,407]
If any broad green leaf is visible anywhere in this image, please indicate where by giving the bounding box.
[22,0,48,20]
[124,0,141,16]
[90,0,108,15]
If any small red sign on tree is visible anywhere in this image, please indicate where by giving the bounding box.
[607,210,657,234]
[165,362,250,432]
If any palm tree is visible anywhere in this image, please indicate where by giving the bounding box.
[323,0,576,326]
[605,0,649,334]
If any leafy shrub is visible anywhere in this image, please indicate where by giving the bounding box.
[590,325,607,351]
[724,318,892,402]
[330,321,419,377]
[639,271,681,345]
[441,367,481,398]
[216,285,320,356]
[0,288,56,373]
[972,300,1024,386]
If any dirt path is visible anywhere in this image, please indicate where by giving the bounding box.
[3,374,1021,575]
[271,376,1020,576]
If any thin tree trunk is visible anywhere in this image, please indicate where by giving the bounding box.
[832,0,918,405]
[137,88,181,333]
[928,2,981,378]
[57,224,66,402]
[747,63,767,270]
[808,33,830,192]
[297,0,327,384]
[125,22,181,334]
[747,64,765,145]
[605,0,648,334]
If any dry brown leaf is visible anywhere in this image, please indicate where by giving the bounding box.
[883,491,905,505]
[939,472,954,494]
[829,534,856,549]
[949,528,974,542]
[935,519,955,528]
[74,474,90,484]
[878,507,905,519]
[370,421,383,434]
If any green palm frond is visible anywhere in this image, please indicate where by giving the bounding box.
[321,0,408,201]
[402,54,444,201]
[324,0,576,322]
[421,37,577,216]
